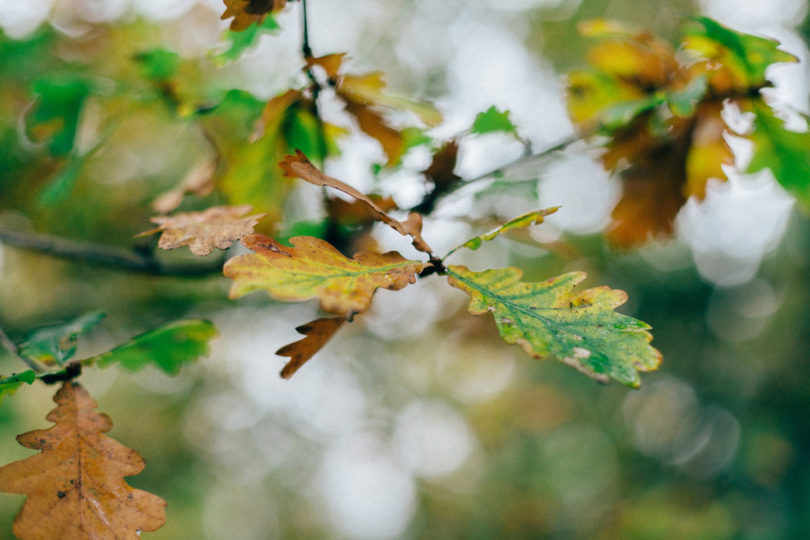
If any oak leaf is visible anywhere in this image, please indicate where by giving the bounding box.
[0,382,166,539]
[276,317,345,378]
[138,204,265,256]
[89,319,217,375]
[280,150,434,253]
[224,234,427,317]
[221,0,288,32]
[447,266,660,387]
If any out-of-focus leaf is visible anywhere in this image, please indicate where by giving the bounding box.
[684,16,797,89]
[344,101,405,165]
[215,16,280,64]
[0,371,36,408]
[36,151,87,206]
[338,72,442,127]
[0,382,166,537]
[423,140,461,191]
[221,0,289,32]
[684,102,733,199]
[276,317,345,378]
[138,204,265,256]
[747,104,810,208]
[306,53,346,80]
[447,266,661,387]
[26,77,92,156]
[472,106,517,135]
[91,320,217,375]
[151,159,217,214]
[224,234,427,317]
[19,312,105,366]
[135,49,180,81]
[447,207,559,256]
[327,195,398,226]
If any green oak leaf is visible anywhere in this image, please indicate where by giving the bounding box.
[446,207,559,257]
[446,266,660,387]
[0,370,36,408]
[472,106,517,135]
[747,104,810,208]
[19,311,105,366]
[90,319,217,375]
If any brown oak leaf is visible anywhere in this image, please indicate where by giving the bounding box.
[277,317,346,378]
[0,382,166,539]
[139,204,266,256]
[221,0,287,32]
[151,159,217,214]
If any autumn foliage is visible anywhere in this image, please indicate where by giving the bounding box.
[1,1,809,537]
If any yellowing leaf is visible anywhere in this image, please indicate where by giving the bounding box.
[276,317,345,378]
[684,102,733,199]
[306,53,347,80]
[221,0,288,32]
[338,72,442,127]
[0,382,166,538]
[446,207,560,256]
[447,266,660,387]
[224,234,427,317]
[139,205,266,256]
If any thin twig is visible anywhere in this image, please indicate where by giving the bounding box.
[460,133,583,187]
[301,0,312,58]
[0,227,225,277]
[0,323,42,372]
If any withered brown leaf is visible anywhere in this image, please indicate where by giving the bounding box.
[277,317,346,378]
[152,159,217,214]
[139,204,266,256]
[0,382,166,539]
[280,150,435,254]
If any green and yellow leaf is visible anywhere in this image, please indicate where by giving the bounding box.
[446,207,559,256]
[224,234,427,317]
[447,266,660,387]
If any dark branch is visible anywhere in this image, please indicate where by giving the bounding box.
[0,227,225,277]
[0,323,43,372]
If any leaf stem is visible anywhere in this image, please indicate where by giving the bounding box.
[0,227,225,277]
[0,323,43,372]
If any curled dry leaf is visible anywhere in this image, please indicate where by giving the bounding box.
[280,150,435,254]
[306,53,347,80]
[0,382,166,539]
[224,234,427,317]
[138,204,265,256]
[277,317,346,378]
[221,0,288,32]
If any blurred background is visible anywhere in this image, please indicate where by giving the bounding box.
[1,0,809,538]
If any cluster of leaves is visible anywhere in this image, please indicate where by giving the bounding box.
[567,17,809,246]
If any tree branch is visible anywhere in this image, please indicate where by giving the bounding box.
[0,228,224,277]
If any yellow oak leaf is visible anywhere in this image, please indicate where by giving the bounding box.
[224,234,427,317]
